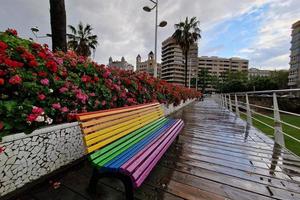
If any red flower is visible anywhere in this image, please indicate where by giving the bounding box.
[9,75,22,85]
[27,114,38,122]
[0,78,4,85]
[38,93,46,101]
[94,76,99,82]
[32,107,44,114]
[38,52,47,59]
[6,28,18,36]
[38,71,48,77]
[46,60,58,73]
[0,41,8,50]
[4,58,24,68]
[0,121,4,130]
[29,60,38,67]
[0,70,6,76]
[81,75,91,83]
[32,43,42,49]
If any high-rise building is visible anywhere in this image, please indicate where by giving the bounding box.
[198,56,249,92]
[136,51,161,78]
[108,56,134,71]
[288,20,300,88]
[161,37,198,85]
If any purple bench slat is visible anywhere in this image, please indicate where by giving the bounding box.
[120,119,184,188]
[134,120,184,187]
[120,120,182,174]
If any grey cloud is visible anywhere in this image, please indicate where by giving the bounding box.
[0,0,290,69]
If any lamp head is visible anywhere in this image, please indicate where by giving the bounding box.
[159,21,167,27]
[31,27,39,32]
[143,6,152,12]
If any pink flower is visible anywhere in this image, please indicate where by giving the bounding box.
[76,92,88,104]
[59,87,68,93]
[103,70,111,78]
[101,100,106,106]
[89,93,96,97]
[52,103,61,110]
[0,146,5,154]
[61,107,69,113]
[9,75,22,85]
[38,93,46,101]
[40,78,49,86]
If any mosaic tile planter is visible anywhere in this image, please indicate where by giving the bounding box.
[0,99,195,197]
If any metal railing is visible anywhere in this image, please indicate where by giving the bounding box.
[216,89,300,150]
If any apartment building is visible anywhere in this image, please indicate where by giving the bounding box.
[248,68,271,78]
[136,52,161,78]
[288,20,300,88]
[198,56,249,92]
[161,37,198,85]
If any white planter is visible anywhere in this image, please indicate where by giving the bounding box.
[0,99,195,197]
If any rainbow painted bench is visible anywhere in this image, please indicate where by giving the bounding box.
[76,102,184,199]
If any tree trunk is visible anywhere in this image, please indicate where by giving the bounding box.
[184,51,188,87]
[49,0,67,52]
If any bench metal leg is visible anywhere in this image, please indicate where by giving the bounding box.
[119,175,134,200]
[87,169,134,200]
[176,135,180,142]
[87,168,99,194]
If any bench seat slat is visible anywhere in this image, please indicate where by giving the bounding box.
[81,105,161,129]
[85,110,163,144]
[90,118,169,165]
[133,120,184,187]
[89,118,166,160]
[120,119,182,173]
[78,103,160,121]
[100,120,175,169]
[86,112,163,153]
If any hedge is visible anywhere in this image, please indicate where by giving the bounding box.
[0,29,201,138]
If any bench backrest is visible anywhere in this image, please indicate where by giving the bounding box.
[76,103,164,154]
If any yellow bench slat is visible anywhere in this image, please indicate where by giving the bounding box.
[86,113,163,153]
[85,110,163,146]
[81,105,161,129]
[78,103,160,121]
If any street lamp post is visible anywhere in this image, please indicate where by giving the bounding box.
[143,0,167,78]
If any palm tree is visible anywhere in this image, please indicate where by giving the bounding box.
[49,0,67,52]
[67,22,99,57]
[172,17,201,87]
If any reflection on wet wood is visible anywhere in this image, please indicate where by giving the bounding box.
[14,98,300,200]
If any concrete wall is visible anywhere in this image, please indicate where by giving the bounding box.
[0,99,195,197]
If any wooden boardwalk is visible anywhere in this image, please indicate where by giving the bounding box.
[12,98,300,200]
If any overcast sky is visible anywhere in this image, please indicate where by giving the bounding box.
[1,0,300,70]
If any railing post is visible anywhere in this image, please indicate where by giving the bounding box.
[273,92,285,147]
[220,94,223,108]
[235,94,240,117]
[228,94,233,112]
[224,94,228,110]
[246,93,252,125]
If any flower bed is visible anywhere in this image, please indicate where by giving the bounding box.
[0,29,201,138]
